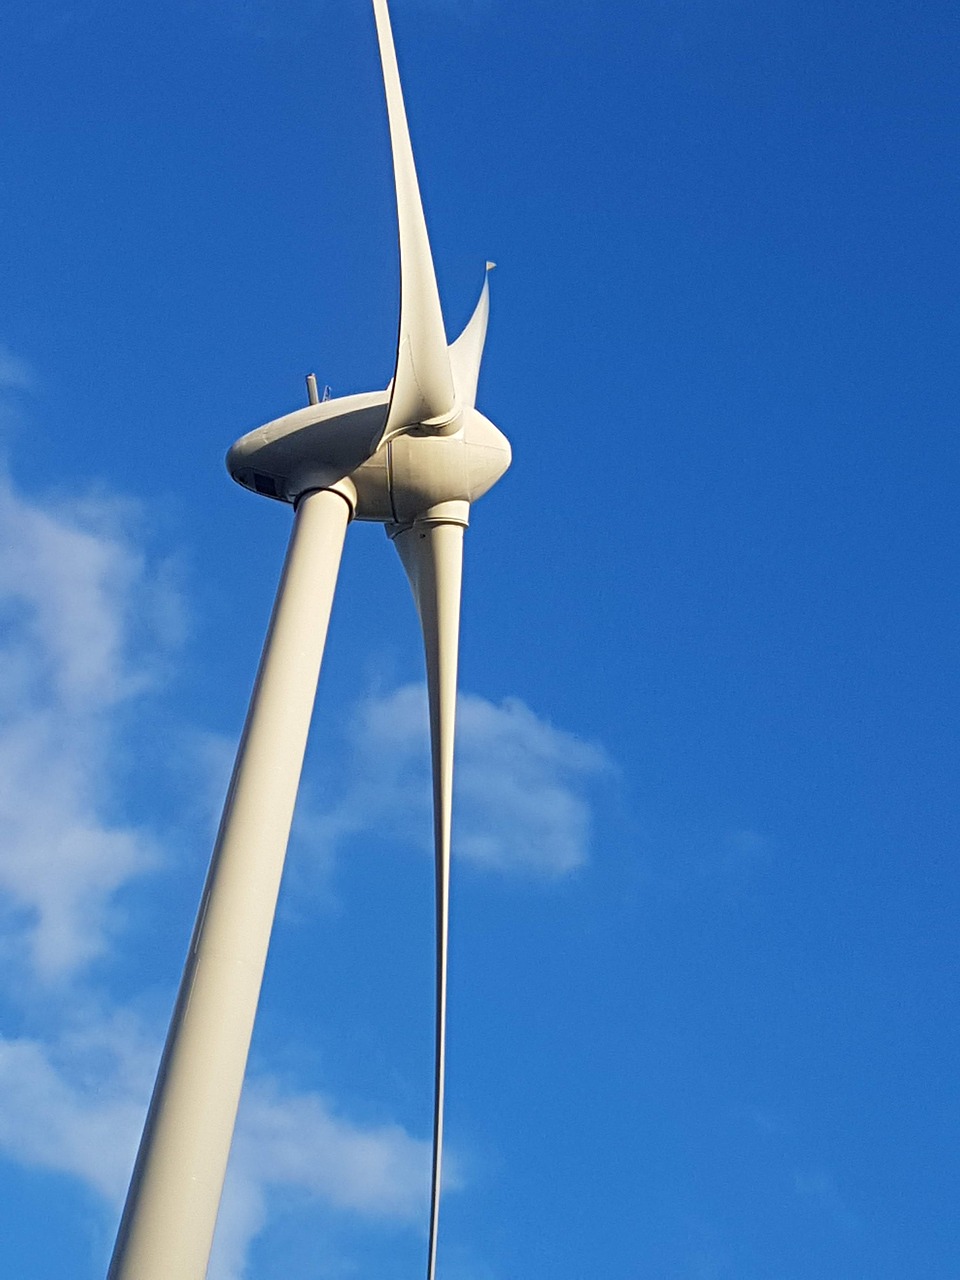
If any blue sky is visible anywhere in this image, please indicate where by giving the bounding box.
[1,0,959,1277]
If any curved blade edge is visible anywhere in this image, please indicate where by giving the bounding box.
[449,263,494,411]
[372,0,456,445]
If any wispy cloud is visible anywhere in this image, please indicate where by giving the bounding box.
[310,683,610,878]
[0,472,181,977]
[0,1008,436,1280]
[211,1080,438,1280]
[0,1014,155,1204]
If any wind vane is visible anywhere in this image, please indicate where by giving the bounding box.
[107,1,509,1277]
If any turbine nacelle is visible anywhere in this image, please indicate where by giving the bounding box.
[227,393,510,525]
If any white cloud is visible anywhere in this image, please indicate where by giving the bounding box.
[311,684,609,878]
[0,713,155,976]
[211,1082,437,1280]
[0,471,179,977]
[0,1009,436,1280]
[0,476,181,710]
[237,1084,432,1219]
[454,691,610,875]
[0,1014,154,1205]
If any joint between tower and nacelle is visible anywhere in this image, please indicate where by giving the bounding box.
[294,476,358,520]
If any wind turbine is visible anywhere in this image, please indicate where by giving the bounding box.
[106,2,510,1278]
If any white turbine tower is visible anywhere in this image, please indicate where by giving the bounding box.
[107,2,510,1278]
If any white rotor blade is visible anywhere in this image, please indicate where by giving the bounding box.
[373,0,457,444]
[109,488,352,1280]
[392,517,463,1280]
[448,263,494,411]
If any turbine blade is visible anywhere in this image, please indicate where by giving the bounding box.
[392,517,464,1280]
[448,263,494,411]
[373,0,457,444]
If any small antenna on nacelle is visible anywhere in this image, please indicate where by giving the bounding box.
[305,373,320,406]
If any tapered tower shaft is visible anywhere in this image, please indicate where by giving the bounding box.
[109,486,353,1280]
